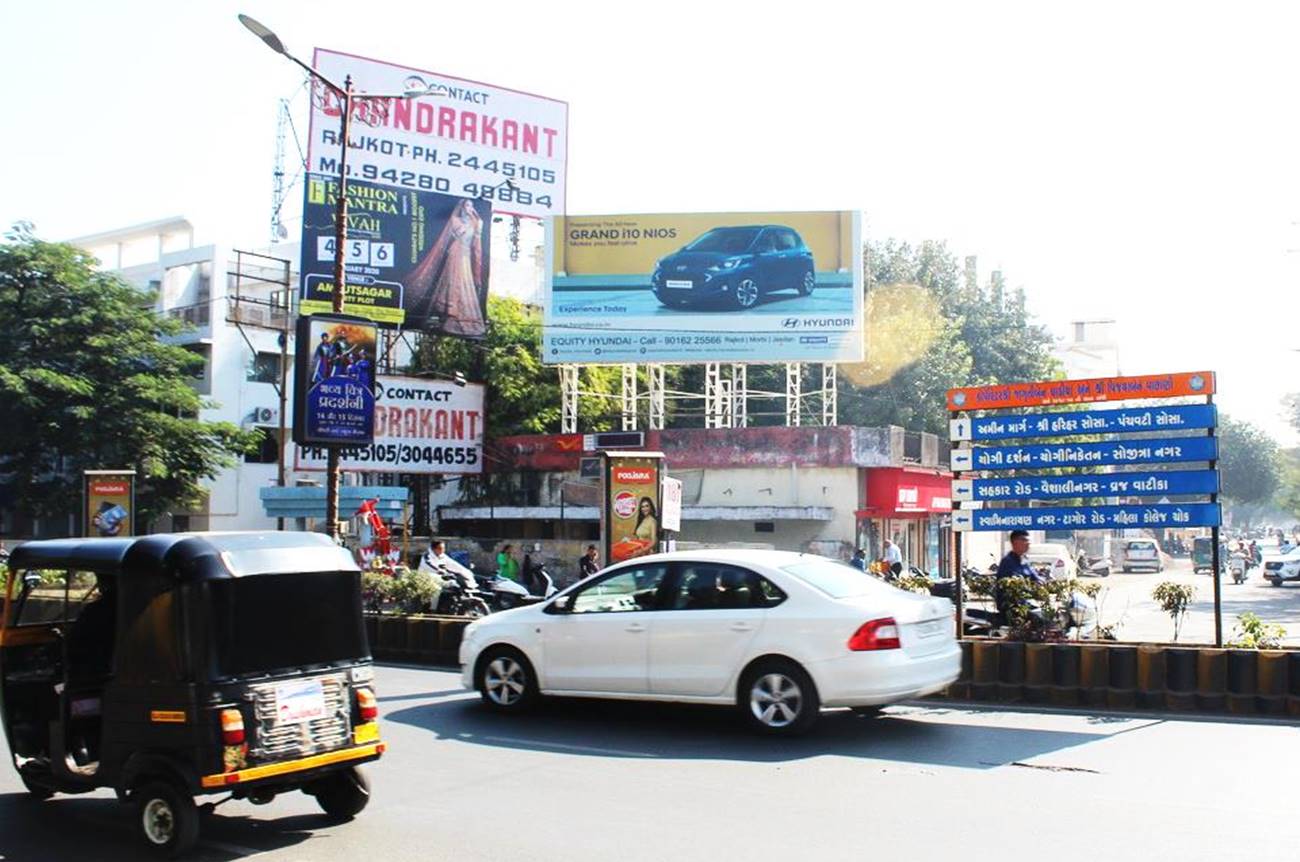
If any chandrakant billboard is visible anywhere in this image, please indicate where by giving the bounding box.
[307,49,568,220]
[543,211,863,364]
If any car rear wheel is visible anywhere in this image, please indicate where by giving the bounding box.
[134,780,199,857]
[312,766,371,821]
[477,647,540,712]
[733,278,760,309]
[739,659,820,736]
[797,269,815,296]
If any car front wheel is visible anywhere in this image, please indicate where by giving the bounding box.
[797,269,815,296]
[733,278,760,309]
[476,647,540,712]
[738,660,820,736]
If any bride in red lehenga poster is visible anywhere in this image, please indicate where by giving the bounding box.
[407,199,486,337]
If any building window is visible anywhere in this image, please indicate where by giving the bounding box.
[244,428,281,464]
[247,351,281,384]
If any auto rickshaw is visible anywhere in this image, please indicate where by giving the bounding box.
[1191,536,1219,574]
[1,532,383,856]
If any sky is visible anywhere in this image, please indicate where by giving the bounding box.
[3,0,1297,444]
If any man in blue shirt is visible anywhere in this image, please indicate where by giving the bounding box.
[995,530,1047,617]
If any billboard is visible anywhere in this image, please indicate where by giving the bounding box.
[83,470,135,538]
[299,176,492,334]
[306,49,567,220]
[602,453,663,564]
[543,211,863,364]
[292,314,379,447]
[295,375,485,474]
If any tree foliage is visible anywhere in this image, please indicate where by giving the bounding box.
[1217,416,1281,505]
[0,234,258,528]
[411,296,621,441]
[838,240,1060,435]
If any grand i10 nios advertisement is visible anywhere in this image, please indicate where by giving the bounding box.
[542,211,863,364]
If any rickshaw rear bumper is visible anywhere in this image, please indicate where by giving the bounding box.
[198,741,384,793]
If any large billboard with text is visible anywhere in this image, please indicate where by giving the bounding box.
[307,49,567,220]
[543,211,863,364]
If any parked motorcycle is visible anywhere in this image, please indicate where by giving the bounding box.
[478,563,558,611]
[963,588,1098,640]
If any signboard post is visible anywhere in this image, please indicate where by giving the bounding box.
[601,452,664,565]
[947,371,1222,644]
[83,470,136,538]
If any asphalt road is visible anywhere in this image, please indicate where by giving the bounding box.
[1,664,1297,862]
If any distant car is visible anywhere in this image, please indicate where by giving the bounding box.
[651,225,815,310]
[1023,542,1078,580]
[1263,547,1300,586]
[1114,538,1163,573]
[459,550,960,736]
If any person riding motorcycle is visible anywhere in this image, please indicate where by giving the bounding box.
[419,540,477,588]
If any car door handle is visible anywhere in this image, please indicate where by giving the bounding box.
[625,623,646,633]
[729,623,755,632]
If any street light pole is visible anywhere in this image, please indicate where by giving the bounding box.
[239,14,443,541]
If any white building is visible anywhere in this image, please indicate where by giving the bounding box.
[70,215,542,533]
[1052,318,1121,379]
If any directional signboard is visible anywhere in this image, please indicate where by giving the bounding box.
[951,469,1220,503]
[946,371,1214,412]
[949,404,1217,442]
[950,436,1217,472]
[951,502,1222,533]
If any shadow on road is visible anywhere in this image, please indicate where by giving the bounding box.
[0,791,326,861]
[384,693,1109,771]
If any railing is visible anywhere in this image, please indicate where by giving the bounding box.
[167,302,210,328]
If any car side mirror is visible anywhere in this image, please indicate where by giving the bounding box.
[547,595,574,614]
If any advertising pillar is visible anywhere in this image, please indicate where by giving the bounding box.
[83,470,136,538]
[602,452,664,564]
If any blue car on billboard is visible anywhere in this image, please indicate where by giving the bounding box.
[651,225,815,310]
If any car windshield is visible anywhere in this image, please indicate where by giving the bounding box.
[1127,542,1157,551]
[208,571,368,677]
[684,228,759,254]
[780,558,905,599]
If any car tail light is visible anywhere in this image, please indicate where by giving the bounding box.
[848,617,901,651]
[356,687,378,722]
[220,708,245,745]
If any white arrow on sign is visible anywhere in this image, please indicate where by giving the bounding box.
[951,449,974,472]
[952,510,974,532]
[951,479,973,501]
[949,418,971,442]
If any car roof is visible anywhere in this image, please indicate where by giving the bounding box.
[9,532,358,579]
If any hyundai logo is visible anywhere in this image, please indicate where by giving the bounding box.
[782,318,800,328]
[676,265,687,272]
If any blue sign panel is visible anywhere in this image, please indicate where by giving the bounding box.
[952,503,1222,533]
[951,436,1217,472]
[953,469,1220,503]
[951,404,1216,442]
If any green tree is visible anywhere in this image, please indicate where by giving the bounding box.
[411,296,621,439]
[1217,416,1281,509]
[838,240,1059,434]
[0,232,257,529]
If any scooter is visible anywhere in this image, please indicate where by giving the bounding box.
[1229,553,1248,585]
[478,563,558,611]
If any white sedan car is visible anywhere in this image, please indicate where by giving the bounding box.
[459,550,961,735]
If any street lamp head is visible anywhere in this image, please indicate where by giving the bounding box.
[238,14,287,55]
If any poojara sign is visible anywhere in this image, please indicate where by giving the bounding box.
[83,470,135,538]
[602,452,663,564]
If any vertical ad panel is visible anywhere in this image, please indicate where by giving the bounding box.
[603,455,662,564]
[292,315,379,447]
[84,471,134,538]
[543,211,863,364]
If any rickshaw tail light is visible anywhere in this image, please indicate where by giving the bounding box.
[220,708,246,745]
[356,688,378,722]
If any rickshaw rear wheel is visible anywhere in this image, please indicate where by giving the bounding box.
[20,776,53,801]
[311,766,370,821]
[133,779,199,857]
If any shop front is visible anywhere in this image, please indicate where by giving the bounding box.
[855,467,952,576]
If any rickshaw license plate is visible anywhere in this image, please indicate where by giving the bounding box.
[274,679,326,724]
